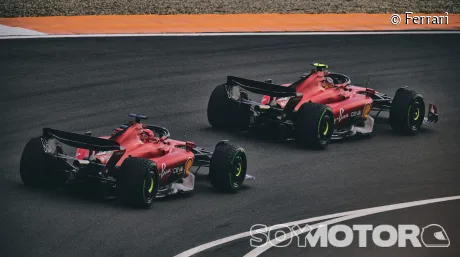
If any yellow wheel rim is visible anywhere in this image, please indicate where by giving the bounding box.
[414,108,420,120]
[147,178,154,193]
[323,121,329,136]
[235,163,242,177]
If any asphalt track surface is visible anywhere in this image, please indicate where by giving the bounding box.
[1,34,460,257]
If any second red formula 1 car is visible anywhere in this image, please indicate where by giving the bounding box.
[207,63,439,149]
[19,114,253,208]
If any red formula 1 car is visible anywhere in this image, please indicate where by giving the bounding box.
[207,63,439,149]
[19,114,253,208]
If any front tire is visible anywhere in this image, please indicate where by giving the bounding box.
[209,141,247,192]
[20,137,68,188]
[117,157,159,208]
[295,103,334,150]
[390,88,425,135]
[207,84,250,130]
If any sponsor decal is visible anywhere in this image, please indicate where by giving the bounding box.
[160,163,169,178]
[336,107,366,122]
[173,166,185,174]
[350,109,362,117]
[160,163,185,178]
[336,108,349,123]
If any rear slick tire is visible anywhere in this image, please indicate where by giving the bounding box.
[207,84,250,130]
[295,103,334,150]
[118,157,159,208]
[20,137,68,188]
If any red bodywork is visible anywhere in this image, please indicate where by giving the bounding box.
[261,69,374,128]
[75,122,194,185]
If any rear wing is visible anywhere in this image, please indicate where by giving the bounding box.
[43,128,121,151]
[226,76,297,98]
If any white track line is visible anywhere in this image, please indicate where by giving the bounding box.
[174,195,460,257]
[1,30,460,40]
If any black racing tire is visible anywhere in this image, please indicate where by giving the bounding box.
[20,137,68,188]
[209,141,247,192]
[294,103,334,150]
[207,84,250,130]
[390,88,425,135]
[117,157,159,208]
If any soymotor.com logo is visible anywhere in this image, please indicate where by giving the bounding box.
[250,223,450,248]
